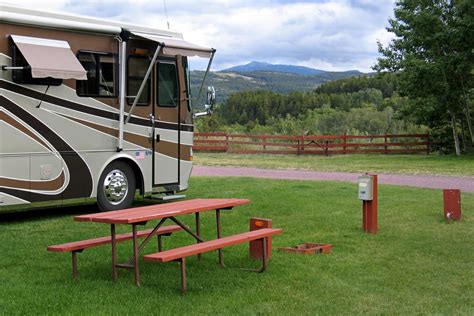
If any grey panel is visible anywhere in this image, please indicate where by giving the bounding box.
[30,154,63,183]
[0,192,30,207]
[0,120,49,154]
[154,152,178,185]
[0,155,30,180]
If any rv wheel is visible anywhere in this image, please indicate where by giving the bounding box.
[97,161,136,211]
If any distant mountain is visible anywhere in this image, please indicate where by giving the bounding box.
[190,68,366,107]
[222,61,362,76]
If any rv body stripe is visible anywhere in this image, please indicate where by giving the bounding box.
[0,171,65,191]
[0,79,194,132]
[0,96,93,202]
[57,113,191,160]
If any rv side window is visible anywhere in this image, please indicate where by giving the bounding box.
[11,45,62,86]
[127,56,150,106]
[76,52,117,98]
[157,62,178,107]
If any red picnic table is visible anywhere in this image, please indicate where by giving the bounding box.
[74,198,250,286]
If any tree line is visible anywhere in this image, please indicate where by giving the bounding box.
[197,73,425,138]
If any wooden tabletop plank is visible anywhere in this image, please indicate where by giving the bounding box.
[75,199,212,221]
[74,198,250,224]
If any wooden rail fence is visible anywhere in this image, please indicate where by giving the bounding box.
[193,132,430,155]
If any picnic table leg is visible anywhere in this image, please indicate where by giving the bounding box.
[132,224,140,287]
[248,238,269,273]
[216,209,225,267]
[261,238,268,272]
[72,251,78,280]
[195,213,202,261]
[157,235,163,252]
[180,258,187,293]
[136,218,166,255]
[111,224,117,282]
[169,217,204,242]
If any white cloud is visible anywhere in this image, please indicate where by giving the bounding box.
[0,0,68,11]
[0,0,395,72]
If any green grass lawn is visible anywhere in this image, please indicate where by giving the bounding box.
[1,177,473,314]
[195,152,474,176]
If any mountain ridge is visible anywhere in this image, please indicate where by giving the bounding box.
[221,61,362,76]
[190,68,367,106]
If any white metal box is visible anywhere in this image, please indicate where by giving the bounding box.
[358,175,373,201]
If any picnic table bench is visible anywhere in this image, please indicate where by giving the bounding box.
[47,225,182,279]
[144,228,283,293]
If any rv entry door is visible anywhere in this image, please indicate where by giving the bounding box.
[153,59,180,187]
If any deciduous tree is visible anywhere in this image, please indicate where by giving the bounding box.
[375,0,473,155]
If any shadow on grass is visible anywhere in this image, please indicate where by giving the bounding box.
[0,203,101,223]
[0,199,161,223]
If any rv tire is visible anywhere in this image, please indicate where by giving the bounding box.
[97,161,136,211]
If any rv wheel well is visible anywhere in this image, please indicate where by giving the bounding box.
[114,158,144,195]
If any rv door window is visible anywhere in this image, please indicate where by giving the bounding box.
[127,56,151,106]
[157,62,178,107]
[76,52,117,98]
[11,45,62,86]
[183,57,192,111]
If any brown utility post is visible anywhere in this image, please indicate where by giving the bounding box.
[249,218,273,259]
[359,174,378,234]
[443,189,461,221]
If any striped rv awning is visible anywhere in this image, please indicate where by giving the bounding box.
[10,35,87,80]
[132,32,214,58]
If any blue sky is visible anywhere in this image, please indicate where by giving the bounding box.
[2,0,395,72]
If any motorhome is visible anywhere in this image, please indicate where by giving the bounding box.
[0,5,216,212]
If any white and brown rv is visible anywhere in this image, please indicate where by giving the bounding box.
[0,5,216,212]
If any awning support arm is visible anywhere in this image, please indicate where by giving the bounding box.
[36,77,52,109]
[117,32,127,152]
[196,49,216,104]
[1,66,26,71]
[125,43,163,125]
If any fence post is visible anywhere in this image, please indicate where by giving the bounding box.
[343,133,347,154]
[426,134,430,155]
[325,140,329,156]
[225,133,229,153]
[263,135,267,152]
[384,133,388,154]
[301,133,305,155]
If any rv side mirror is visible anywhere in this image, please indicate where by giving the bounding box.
[205,86,216,112]
[194,86,216,119]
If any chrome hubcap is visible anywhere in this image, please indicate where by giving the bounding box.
[103,169,128,205]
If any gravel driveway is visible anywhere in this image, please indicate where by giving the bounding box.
[193,165,474,192]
